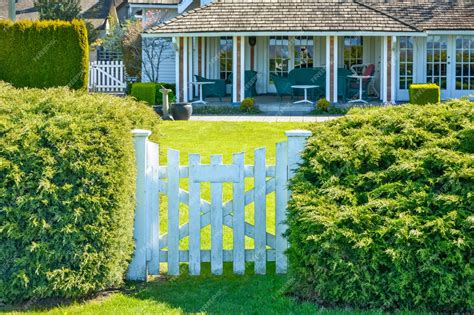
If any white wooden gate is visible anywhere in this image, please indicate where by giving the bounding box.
[88,61,126,93]
[127,129,312,280]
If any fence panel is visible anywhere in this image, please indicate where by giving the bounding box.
[88,61,126,93]
[127,129,311,280]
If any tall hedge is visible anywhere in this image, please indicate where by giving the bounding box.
[287,100,473,312]
[0,82,160,303]
[0,19,88,90]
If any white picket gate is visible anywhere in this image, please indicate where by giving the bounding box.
[127,129,312,280]
[88,61,126,93]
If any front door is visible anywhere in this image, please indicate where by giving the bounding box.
[453,35,474,99]
[426,35,452,99]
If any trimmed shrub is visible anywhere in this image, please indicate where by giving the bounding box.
[131,82,157,105]
[287,100,473,312]
[409,83,440,105]
[0,20,88,90]
[240,97,255,112]
[0,82,160,303]
[316,98,330,111]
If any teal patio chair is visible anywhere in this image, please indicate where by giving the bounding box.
[270,73,293,100]
[194,75,226,101]
[338,68,353,101]
[288,67,326,99]
[228,70,258,97]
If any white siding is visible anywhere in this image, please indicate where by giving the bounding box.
[142,38,176,83]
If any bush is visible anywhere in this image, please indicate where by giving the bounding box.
[316,98,330,111]
[240,97,256,112]
[131,82,176,106]
[0,82,160,303]
[0,20,88,90]
[287,100,473,312]
[409,83,440,105]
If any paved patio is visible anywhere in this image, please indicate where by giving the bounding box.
[190,115,340,122]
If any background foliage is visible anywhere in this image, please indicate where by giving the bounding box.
[287,100,474,312]
[0,82,160,303]
[0,20,88,90]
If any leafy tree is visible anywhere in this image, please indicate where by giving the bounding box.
[34,0,81,21]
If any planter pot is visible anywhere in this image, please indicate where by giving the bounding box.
[171,102,193,120]
[153,105,163,116]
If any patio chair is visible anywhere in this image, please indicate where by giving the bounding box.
[228,70,258,97]
[337,68,353,101]
[288,67,326,99]
[270,73,293,100]
[346,64,375,100]
[194,75,226,101]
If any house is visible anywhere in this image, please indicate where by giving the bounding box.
[141,0,474,106]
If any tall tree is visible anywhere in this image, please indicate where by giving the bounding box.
[34,0,81,21]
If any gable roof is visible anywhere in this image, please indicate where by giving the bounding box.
[147,0,420,35]
[369,1,474,31]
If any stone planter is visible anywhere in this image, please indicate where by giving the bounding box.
[171,102,192,120]
[152,105,163,116]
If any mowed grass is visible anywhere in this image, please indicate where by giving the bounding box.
[154,121,310,250]
[3,121,425,315]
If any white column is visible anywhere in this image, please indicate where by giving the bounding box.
[325,36,331,101]
[232,36,238,103]
[391,36,397,103]
[8,0,16,20]
[127,129,151,281]
[333,36,338,103]
[382,36,388,103]
[183,37,189,102]
[240,36,246,101]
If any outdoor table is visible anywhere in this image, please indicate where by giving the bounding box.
[291,85,319,104]
[191,81,215,104]
[347,75,373,104]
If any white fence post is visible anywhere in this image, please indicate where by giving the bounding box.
[128,129,152,281]
[275,141,288,274]
[286,130,312,179]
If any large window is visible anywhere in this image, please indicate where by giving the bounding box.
[343,36,363,70]
[426,35,448,89]
[269,36,290,80]
[455,36,474,90]
[398,36,414,90]
[219,37,233,81]
[294,36,314,68]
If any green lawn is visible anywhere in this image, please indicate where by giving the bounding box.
[3,121,426,315]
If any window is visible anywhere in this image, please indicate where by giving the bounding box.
[294,36,314,68]
[343,36,363,70]
[426,35,448,89]
[455,36,474,90]
[269,36,290,80]
[398,36,414,90]
[219,37,233,81]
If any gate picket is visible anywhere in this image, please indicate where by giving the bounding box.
[232,153,245,274]
[210,155,224,275]
[128,130,312,280]
[167,149,180,276]
[254,148,267,274]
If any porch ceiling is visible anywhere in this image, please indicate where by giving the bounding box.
[146,0,420,35]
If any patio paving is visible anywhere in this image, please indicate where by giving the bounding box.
[190,115,340,122]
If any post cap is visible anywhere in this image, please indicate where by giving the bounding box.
[285,130,312,137]
[131,129,152,137]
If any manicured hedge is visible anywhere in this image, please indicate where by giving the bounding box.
[287,100,473,312]
[131,82,176,106]
[0,82,160,303]
[409,83,440,105]
[0,20,88,90]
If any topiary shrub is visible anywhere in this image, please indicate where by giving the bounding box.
[240,97,256,112]
[131,82,157,105]
[286,100,473,312]
[0,20,88,90]
[0,81,160,303]
[409,83,440,105]
[316,98,330,111]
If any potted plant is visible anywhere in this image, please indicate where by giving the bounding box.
[171,102,193,120]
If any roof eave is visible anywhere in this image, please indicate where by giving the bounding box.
[143,30,427,37]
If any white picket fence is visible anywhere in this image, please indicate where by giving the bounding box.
[127,129,312,280]
[88,61,126,93]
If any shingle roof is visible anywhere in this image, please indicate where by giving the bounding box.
[368,1,474,31]
[147,0,420,34]
[128,0,182,4]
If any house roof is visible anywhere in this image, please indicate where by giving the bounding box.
[368,1,474,31]
[4,0,117,30]
[128,0,182,4]
[147,0,474,35]
[146,0,421,35]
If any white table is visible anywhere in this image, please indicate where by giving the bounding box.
[191,81,215,104]
[291,85,319,104]
[347,75,373,104]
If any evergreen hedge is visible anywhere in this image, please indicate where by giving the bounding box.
[0,20,88,90]
[409,83,441,105]
[0,82,160,303]
[287,100,473,312]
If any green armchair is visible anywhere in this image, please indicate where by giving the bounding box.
[270,73,293,100]
[194,75,226,101]
[228,70,258,98]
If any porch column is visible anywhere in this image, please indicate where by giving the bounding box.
[232,36,245,103]
[382,36,396,104]
[198,37,206,77]
[325,36,338,103]
[175,36,189,103]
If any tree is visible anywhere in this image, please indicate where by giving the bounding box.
[34,0,81,21]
